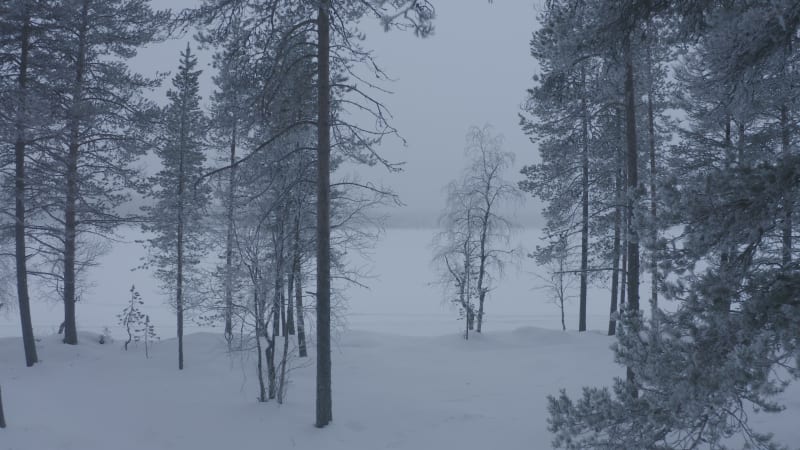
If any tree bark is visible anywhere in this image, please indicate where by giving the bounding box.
[293,219,307,357]
[475,207,490,333]
[558,236,567,331]
[63,0,91,346]
[623,31,640,388]
[0,385,6,428]
[609,129,623,336]
[781,104,792,266]
[647,66,659,312]
[14,11,38,365]
[273,220,284,339]
[286,262,295,336]
[224,124,236,344]
[278,308,291,404]
[266,332,277,400]
[295,269,307,357]
[579,72,590,332]
[315,0,333,428]
[463,236,474,336]
[176,176,185,371]
[254,286,266,402]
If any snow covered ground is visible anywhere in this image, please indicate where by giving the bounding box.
[2,328,799,449]
[0,328,618,450]
[1,228,799,449]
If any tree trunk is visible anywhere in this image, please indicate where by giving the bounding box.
[175,47,193,371]
[280,281,286,337]
[463,223,474,336]
[293,220,307,358]
[295,269,307,357]
[266,333,277,400]
[176,203,185,370]
[315,0,333,428]
[254,286,266,402]
[475,250,486,333]
[273,221,284,339]
[63,140,79,346]
[476,287,486,333]
[475,191,492,333]
[647,69,659,312]
[278,311,291,404]
[224,124,236,344]
[176,158,185,370]
[14,12,38,365]
[558,238,566,331]
[579,72,590,332]
[0,385,6,428]
[623,32,640,388]
[286,261,295,336]
[621,222,628,310]
[62,0,90,346]
[781,104,792,266]
[608,136,623,336]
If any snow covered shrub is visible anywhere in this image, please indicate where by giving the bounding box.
[98,326,112,344]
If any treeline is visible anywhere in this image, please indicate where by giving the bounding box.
[519,0,800,447]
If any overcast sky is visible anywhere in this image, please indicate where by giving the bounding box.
[133,0,544,227]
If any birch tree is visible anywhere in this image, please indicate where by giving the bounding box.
[433,125,520,337]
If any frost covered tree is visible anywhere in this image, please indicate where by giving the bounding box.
[433,182,479,339]
[433,125,519,337]
[143,44,210,371]
[206,23,257,347]
[186,0,435,427]
[520,0,641,333]
[519,6,596,332]
[544,1,800,448]
[0,0,55,366]
[533,232,574,332]
[32,0,168,345]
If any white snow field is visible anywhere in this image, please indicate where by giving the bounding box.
[1,228,800,449]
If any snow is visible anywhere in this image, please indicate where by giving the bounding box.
[0,328,619,450]
[1,228,799,449]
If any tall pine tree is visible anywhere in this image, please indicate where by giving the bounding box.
[143,43,210,371]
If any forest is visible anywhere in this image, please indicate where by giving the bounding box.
[1,0,800,449]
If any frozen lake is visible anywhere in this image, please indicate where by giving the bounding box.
[0,227,643,339]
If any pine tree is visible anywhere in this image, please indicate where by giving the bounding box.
[520,0,630,332]
[143,43,210,371]
[0,0,53,366]
[38,0,168,345]
[545,2,800,447]
[118,284,157,356]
